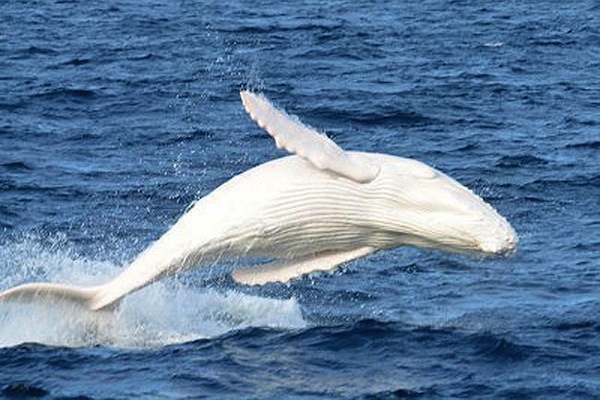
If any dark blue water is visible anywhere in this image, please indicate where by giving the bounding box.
[1,0,599,398]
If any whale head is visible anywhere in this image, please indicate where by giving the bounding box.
[368,154,517,257]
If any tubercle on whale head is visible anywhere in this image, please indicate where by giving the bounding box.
[448,219,517,257]
[476,222,518,256]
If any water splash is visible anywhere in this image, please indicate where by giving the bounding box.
[0,236,306,348]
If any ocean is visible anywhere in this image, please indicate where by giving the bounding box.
[0,0,598,398]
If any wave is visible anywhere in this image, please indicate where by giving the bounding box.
[0,237,306,348]
[0,161,33,172]
[33,87,98,100]
[61,57,91,66]
[495,154,549,168]
[22,46,58,56]
[1,383,49,398]
[566,140,600,150]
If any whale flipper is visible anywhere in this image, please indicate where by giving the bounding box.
[240,91,379,183]
[0,282,117,310]
[231,247,375,285]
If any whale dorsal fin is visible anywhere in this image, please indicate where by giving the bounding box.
[240,91,379,183]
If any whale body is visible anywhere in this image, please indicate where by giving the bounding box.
[0,91,517,311]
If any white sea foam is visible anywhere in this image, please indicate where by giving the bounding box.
[0,237,306,348]
[483,41,503,48]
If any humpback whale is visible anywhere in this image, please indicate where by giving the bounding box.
[0,91,517,311]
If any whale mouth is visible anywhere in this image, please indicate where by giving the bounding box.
[431,226,518,257]
[406,233,517,258]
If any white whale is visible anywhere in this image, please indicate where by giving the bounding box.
[0,91,517,311]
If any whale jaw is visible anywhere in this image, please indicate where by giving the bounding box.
[353,153,518,260]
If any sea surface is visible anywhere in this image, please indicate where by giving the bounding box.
[0,1,599,398]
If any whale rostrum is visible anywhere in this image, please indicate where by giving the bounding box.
[0,91,517,311]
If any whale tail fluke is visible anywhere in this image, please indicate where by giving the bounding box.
[0,282,120,311]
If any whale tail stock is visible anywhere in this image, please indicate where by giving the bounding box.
[0,255,167,311]
[0,281,122,311]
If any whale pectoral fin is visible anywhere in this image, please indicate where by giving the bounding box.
[0,282,117,311]
[240,91,380,183]
[232,247,375,285]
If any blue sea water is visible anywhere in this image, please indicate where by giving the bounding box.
[0,0,599,398]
